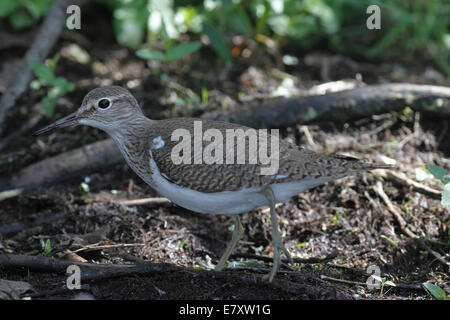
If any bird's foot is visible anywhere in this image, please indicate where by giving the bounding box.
[262,223,292,283]
[215,215,244,271]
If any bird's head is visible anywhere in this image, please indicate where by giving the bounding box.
[33,86,143,136]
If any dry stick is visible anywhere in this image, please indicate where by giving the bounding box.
[25,284,91,299]
[231,251,339,265]
[319,274,367,287]
[85,197,170,206]
[0,254,181,282]
[319,274,423,291]
[73,243,145,253]
[0,254,134,271]
[3,139,122,191]
[202,83,450,128]
[117,197,170,206]
[0,188,22,202]
[0,212,67,238]
[0,0,88,136]
[375,170,441,200]
[374,180,417,238]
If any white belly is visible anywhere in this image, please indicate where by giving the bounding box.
[145,155,337,215]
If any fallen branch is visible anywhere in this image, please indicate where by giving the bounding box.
[319,274,367,287]
[319,274,423,291]
[0,188,22,202]
[0,0,88,136]
[88,197,170,206]
[375,170,441,200]
[374,181,418,238]
[0,254,179,282]
[202,83,450,128]
[72,243,145,253]
[1,139,122,191]
[230,250,339,265]
[0,212,67,238]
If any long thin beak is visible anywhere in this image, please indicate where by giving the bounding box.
[33,112,81,136]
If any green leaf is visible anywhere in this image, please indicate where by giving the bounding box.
[426,164,450,184]
[42,96,56,118]
[227,6,253,35]
[10,11,34,29]
[380,235,399,247]
[166,41,201,61]
[307,0,339,34]
[136,49,167,61]
[43,239,51,255]
[22,0,53,19]
[384,280,396,287]
[50,77,75,94]
[423,282,449,300]
[113,4,148,48]
[441,183,450,206]
[29,62,54,84]
[47,53,61,73]
[0,0,20,18]
[202,23,231,63]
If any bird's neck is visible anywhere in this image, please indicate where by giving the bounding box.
[108,115,155,142]
[108,115,157,179]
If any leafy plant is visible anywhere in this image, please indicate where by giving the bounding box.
[29,54,75,118]
[136,41,202,62]
[423,282,450,300]
[43,239,51,255]
[0,0,53,29]
[426,164,450,206]
[371,274,396,296]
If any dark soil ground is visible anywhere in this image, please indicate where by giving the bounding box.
[0,8,449,300]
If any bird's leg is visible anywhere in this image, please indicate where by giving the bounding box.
[215,215,244,271]
[259,186,292,282]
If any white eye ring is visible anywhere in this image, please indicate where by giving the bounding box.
[97,98,111,109]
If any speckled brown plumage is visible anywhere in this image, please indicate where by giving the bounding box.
[118,117,389,193]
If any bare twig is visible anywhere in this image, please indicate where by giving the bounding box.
[230,251,339,265]
[319,275,423,291]
[116,197,169,206]
[73,243,145,253]
[383,170,442,199]
[86,197,170,206]
[319,275,367,286]
[0,212,67,238]
[0,188,22,202]
[374,181,417,238]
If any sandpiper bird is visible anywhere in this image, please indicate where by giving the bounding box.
[34,86,389,282]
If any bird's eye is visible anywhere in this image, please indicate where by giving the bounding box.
[98,98,110,109]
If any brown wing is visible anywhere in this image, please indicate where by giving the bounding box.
[149,118,383,193]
